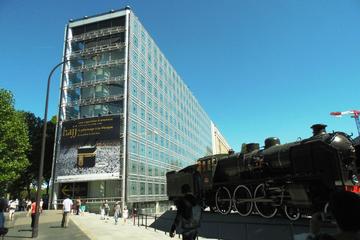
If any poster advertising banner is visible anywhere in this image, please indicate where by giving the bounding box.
[61,115,121,146]
[55,115,122,183]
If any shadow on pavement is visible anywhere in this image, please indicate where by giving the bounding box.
[3,235,32,239]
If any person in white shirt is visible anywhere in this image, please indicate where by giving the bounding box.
[8,200,16,221]
[61,196,73,228]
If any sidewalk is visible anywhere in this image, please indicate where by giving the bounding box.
[3,211,90,240]
[70,212,175,240]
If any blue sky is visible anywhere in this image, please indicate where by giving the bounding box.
[0,0,359,150]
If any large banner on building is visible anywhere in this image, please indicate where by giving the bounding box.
[55,115,122,183]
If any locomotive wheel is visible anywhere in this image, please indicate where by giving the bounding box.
[215,187,232,215]
[284,205,301,221]
[324,202,329,214]
[233,185,253,216]
[254,183,278,218]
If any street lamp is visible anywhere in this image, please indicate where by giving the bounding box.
[32,60,70,238]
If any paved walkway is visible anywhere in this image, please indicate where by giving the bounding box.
[3,211,90,240]
[70,212,176,240]
[2,210,210,239]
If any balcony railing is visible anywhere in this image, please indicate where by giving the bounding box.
[64,75,125,90]
[70,26,126,42]
[68,42,126,58]
[65,59,125,73]
[64,95,124,107]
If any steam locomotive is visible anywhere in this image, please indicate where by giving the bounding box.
[166,124,360,220]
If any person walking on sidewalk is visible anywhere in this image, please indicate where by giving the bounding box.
[122,206,129,224]
[104,200,110,221]
[76,197,81,215]
[113,201,121,225]
[8,199,16,221]
[61,196,73,228]
[30,198,37,229]
[170,184,202,240]
[0,198,8,237]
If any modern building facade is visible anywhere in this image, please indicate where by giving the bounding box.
[51,7,230,213]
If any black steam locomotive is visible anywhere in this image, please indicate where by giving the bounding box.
[167,124,360,220]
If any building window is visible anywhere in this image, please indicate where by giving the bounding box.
[140,182,145,195]
[130,161,138,174]
[148,183,153,195]
[130,140,138,154]
[139,143,145,156]
[148,165,153,176]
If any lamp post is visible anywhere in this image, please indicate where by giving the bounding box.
[32,60,69,238]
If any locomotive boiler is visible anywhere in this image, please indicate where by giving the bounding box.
[166,124,360,220]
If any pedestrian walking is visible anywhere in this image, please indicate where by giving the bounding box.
[30,198,37,229]
[122,206,129,224]
[0,198,8,237]
[61,196,73,228]
[100,202,105,220]
[8,199,16,221]
[26,199,31,217]
[0,198,7,228]
[113,201,121,225]
[76,197,81,215]
[170,184,202,240]
[104,200,110,221]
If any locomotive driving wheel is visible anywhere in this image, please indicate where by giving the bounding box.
[254,183,278,218]
[284,205,301,221]
[215,186,232,215]
[233,185,253,216]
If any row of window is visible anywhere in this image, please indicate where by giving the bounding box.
[69,33,125,52]
[128,160,168,177]
[65,101,123,120]
[66,65,124,85]
[128,139,190,168]
[69,49,125,70]
[128,181,166,196]
[71,17,125,36]
[67,84,124,102]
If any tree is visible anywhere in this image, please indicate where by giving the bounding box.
[7,113,56,198]
[0,89,30,196]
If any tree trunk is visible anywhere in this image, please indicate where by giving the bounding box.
[26,184,31,199]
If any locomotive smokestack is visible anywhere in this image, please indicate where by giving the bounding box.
[311,124,327,136]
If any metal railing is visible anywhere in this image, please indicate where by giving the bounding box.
[64,94,124,107]
[70,26,126,42]
[133,213,197,239]
[65,59,125,74]
[64,76,125,90]
[68,43,126,58]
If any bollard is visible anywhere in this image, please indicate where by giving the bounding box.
[154,215,157,232]
[145,215,147,229]
[137,213,140,226]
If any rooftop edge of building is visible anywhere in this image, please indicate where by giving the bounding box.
[68,6,131,24]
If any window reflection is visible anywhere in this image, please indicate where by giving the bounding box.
[67,72,82,85]
[79,100,123,118]
[65,106,79,119]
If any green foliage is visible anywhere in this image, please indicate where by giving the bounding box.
[7,112,56,198]
[0,89,30,195]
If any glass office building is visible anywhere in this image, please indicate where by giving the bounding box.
[51,7,229,212]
